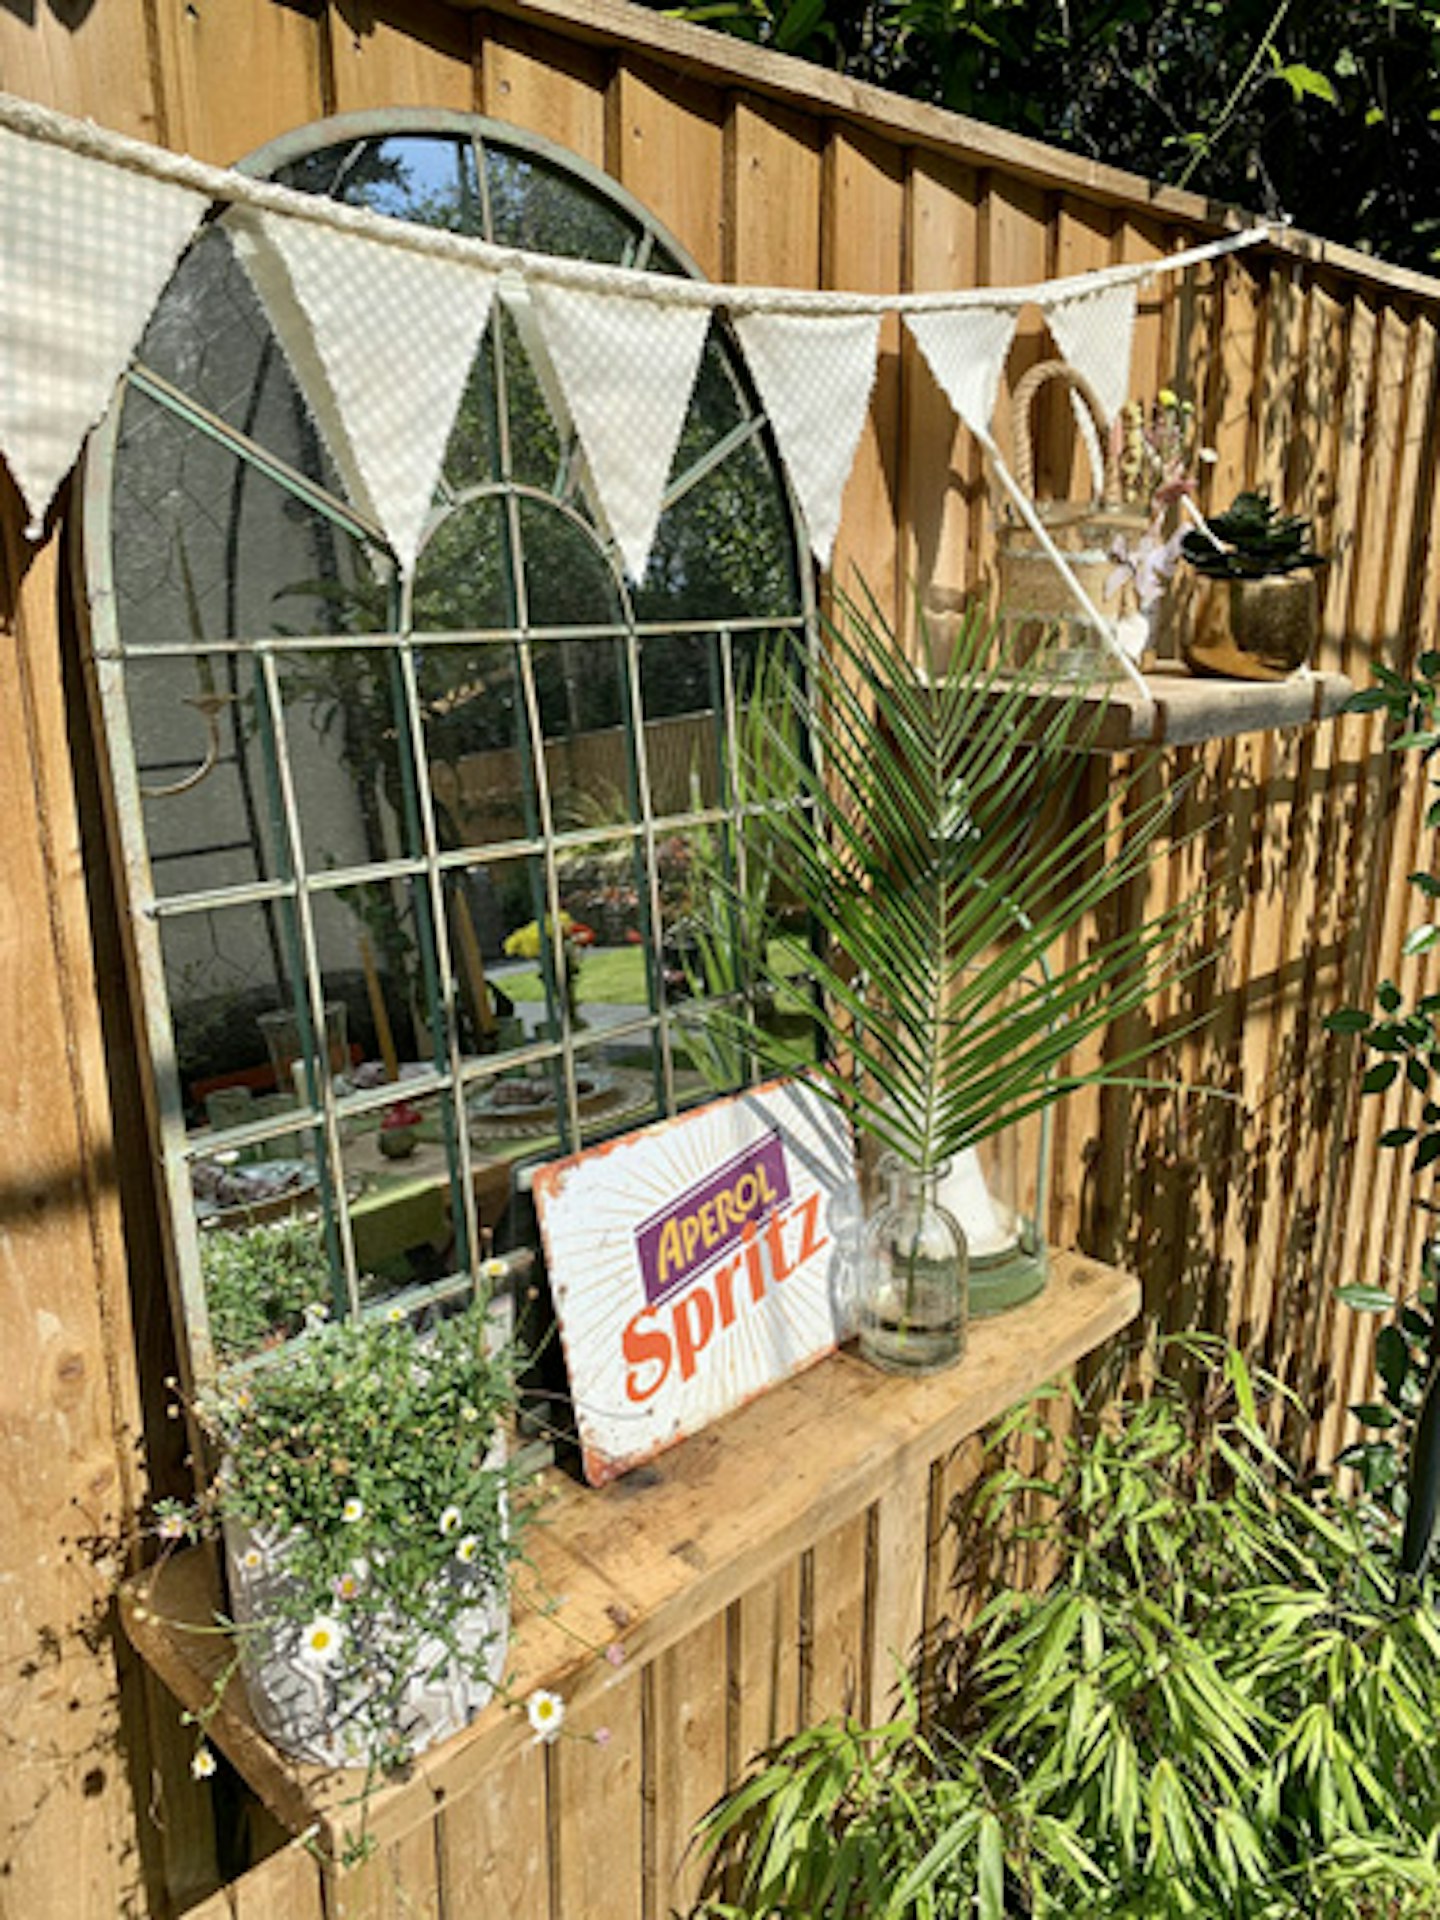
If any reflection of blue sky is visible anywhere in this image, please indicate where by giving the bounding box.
[348,139,476,225]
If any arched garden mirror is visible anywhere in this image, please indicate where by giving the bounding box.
[83,111,812,1387]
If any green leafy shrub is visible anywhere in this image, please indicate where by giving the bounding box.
[693,1346,1440,1918]
[155,1298,523,1808]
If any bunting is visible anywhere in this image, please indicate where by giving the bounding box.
[0,87,1269,633]
[0,125,206,537]
[733,311,880,566]
[1045,281,1138,423]
[230,210,499,580]
[904,306,1021,441]
[528,282,712,581]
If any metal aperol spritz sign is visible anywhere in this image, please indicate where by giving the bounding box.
[532,1076,862,1486]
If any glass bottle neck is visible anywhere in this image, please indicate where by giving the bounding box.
[882,1157,951,1206]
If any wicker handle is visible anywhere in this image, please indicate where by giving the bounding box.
[1009,359,1122,510]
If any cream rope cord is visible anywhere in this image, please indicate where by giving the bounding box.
[0,90,1272,316]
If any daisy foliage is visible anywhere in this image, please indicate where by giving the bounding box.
[175,1296,524,1778]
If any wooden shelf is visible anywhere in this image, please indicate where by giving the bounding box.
[121,1251,1138,1864]
[1075,664,1353,749]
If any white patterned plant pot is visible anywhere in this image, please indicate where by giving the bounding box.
[224,1507,509,1770]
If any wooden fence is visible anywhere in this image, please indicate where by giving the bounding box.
[4,0,1440,1911]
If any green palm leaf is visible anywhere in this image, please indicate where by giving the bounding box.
[695,590,1213,1175]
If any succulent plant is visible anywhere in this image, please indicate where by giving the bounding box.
[1181,489,1326,580]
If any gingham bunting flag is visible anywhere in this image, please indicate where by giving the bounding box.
[233,209,498,579]
[528,281,711,581]
[0,127,207,537]
[1044,280,1138,422]
[904,305,1020,441]
[734,310,880,566]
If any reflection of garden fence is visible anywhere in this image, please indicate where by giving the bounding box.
[430,708,719,845]
[10,0,1440,1913]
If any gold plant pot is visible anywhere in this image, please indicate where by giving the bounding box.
[1181,572,1320,681]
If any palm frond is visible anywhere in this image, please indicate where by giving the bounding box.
[694,593,1214,1174]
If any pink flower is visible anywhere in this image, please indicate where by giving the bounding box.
[593,1726,613,1749]
[605,1641,626,1669]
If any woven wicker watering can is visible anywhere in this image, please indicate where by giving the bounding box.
[993,360,1151,680]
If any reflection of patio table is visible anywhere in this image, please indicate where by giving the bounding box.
[346,1134,519,1269]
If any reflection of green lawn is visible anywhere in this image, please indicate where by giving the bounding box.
[499,945,646,1005]
[499,942,811,1008]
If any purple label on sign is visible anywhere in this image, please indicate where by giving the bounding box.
[636,1131,790,1307]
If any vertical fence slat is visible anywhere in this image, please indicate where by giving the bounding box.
[550,1665,645,1920]
[802,1509,871,1724]
[0,514,152,1918]
[0,0,157,135]
[326,0,476,117]
[903,152,983,645]
[437,1734,550,1920]
[1352,314,1438,1311]
[648,1613,730,1918]
[327,1822,442,1920]
[610,59,726,279]
[730,1561,802,1768]
[824,125,905,628]
[150,0,330,162]
[1318,300,1419,1452]
[480,15,609,166]
[865,1471,934,1724]
[723,94,823,287]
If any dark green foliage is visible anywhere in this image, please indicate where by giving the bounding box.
[656,0,1440,273]
[1180,490,1326,580]
[694,1347,1440,1918]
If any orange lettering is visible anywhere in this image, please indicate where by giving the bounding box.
[793,1192,827,1265]
[622,1309,671,1403]
[673,1287,716,1381]
[714,1252,744,1329]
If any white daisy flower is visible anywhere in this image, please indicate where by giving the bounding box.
[155,1512,186,1542]
[303,1301,330,1331]
[333,1568,363,1602]
[190,1747,217,1780]
[439,1505,463,1536]
[298,1615,345,1670]
[455,1535,479,1565]
[341,1497,365,1525]
[240,1546,264,1572]
[526,1689,565,1743]
[386,1304,406,1323]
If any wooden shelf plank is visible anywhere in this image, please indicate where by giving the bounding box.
[1074,664,1353,749]
[120,1250,1138,1863]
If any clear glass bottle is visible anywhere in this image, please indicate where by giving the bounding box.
[858,1155,968,1374]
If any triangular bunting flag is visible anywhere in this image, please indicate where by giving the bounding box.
[734,310,880,566]
[904,305,1020,440]
[528,282,711,581]
[1044,281,1137,422]
[0,127,207,537]
[233,210,498,579]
